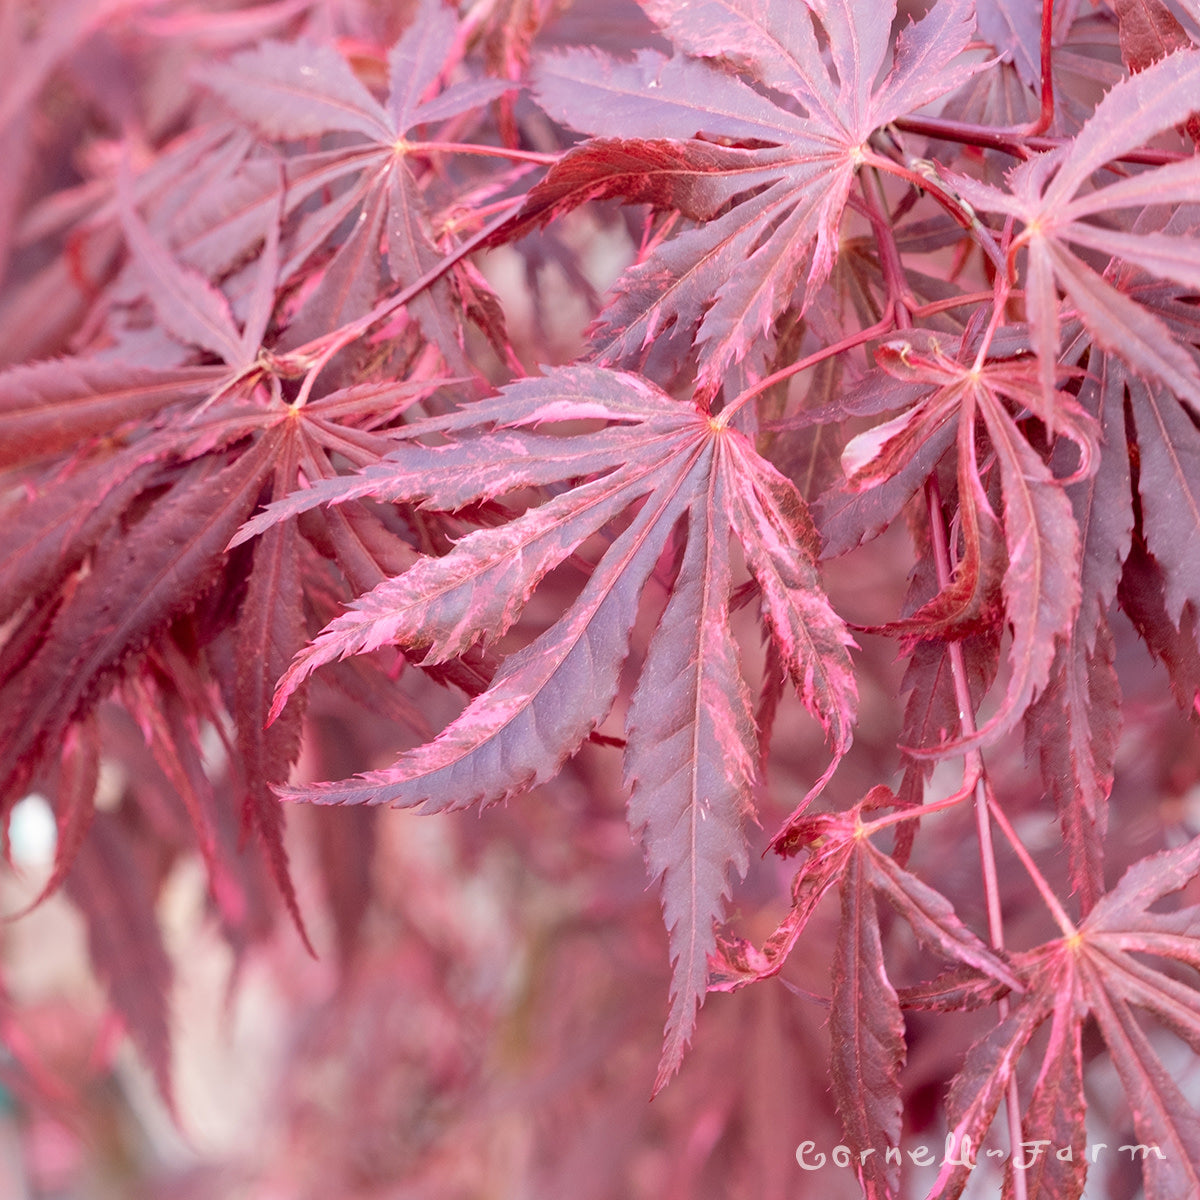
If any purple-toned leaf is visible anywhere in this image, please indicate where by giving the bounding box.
[270,364,852,1090]
[118,170,246,366]
[497,137,767,243]
[533,48,809,142]
[0,454,158,625]
[0,438,277,806]
[1083,981,1200,1200]
[1085,832,1200,925]
[1119,544,1200,709]
[1051,241,1200,412]
[65,811,175,1110]
[1128,379,1200,627]
[202,39,394,142]
[273,460,662,713]
[725,432,857,765]
[388,0,458,132]
[626,459,756,1095]
[932,989,1052,1200]
[237,175,283,361]
[874,0,983,126]
[830,847,904,1200]
[16,719,100,915]
[1002,987,1087,1200]
[976,0,1042,88]
[385,167,468,368]
[709,810,859,990]
[1044,49,1200,204]
[950,388,1081,750]
[1025,622,1118,912]
[232,432,314,953]
[864,845,1024,992]
[525,4,982,384]
[284,173,388,348]
[280,456,688,809]
[0,359,225,468]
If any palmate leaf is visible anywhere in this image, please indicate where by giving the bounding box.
[1073,841,1200,1198]
[713,797,1021,1196]
[948,49,1200,406]
[517,0,983,393]
[713,798,1021,993]
[0,310,438,948]
[200,0,512,364]
[839,337,1096,752]
[934,836,1200,1200]
[264,365,857,1088]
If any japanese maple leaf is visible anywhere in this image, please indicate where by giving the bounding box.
[200,0,511,364]
[948,49,1200,407]
[0,167,449,954]
[712,790,1022,1198]
[510,0,983,394]
[1023,337,1130,912]
[836,333,1099,752]
[934,835,1200,1200]
[251,364,857,1091]
[1022,239,1200,906]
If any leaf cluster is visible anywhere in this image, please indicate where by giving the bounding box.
[3,1,1200,1196]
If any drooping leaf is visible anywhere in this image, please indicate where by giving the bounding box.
[625,461,756,1094]
[64,810,176,1111]
[0,437,277,809]
[229,427,314,953]
[830,846,905,1200]
[269,365,856,1083]
[831,335,1095,752]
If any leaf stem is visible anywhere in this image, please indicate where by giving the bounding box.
[985,792,1078,939]
[925,477,1025,1197]
[860,168,915,327]
[861,764,981,835]
[925,480,1002,945]
[411,140,560,165]
[911,290,1013,319]
[862,150,1007,276]
[714,312,896,428]
[972,274,1012,372]
[1028,0,1057,138]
